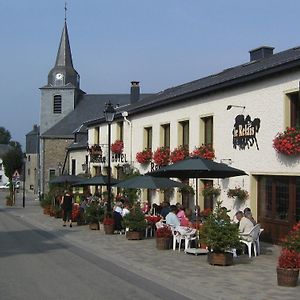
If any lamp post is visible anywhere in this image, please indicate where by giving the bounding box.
[22,155,27,208]
[104,101,116,214]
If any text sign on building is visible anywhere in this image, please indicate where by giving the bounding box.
[232,114,261,150]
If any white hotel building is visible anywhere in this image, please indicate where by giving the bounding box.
[83,46,300,243]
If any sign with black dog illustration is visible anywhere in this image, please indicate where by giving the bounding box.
[232,115,261,150]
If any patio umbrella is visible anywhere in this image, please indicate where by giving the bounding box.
[147,157,247,179]
[114,175,187,189]
[72,175,120,186]
[49,174,84,185]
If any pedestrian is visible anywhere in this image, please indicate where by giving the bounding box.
[61,189,74,227]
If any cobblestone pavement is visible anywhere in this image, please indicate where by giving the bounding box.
[1,191,299,300]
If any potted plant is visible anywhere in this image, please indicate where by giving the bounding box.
[136,149,153,164]
[277,221,300,286]
[170,145,189,163]
[103,216,115,234]
[153,146,170,166]
[84,202,104,230]
[156,226,173,250]
[200,201,241,266]
[273,127,300,156]
[227,186,249,202]
[111,140,124,154]
[190,144,215,160]
[123,206,147,240]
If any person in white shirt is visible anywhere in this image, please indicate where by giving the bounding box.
[235,211,254,242]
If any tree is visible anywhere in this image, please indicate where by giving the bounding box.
[0,127,11,144]
[2,145,23,181]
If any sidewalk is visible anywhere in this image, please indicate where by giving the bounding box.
[1,192,299,300]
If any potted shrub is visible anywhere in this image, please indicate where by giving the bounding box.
[200,201,241,266]
[190,144,215,160]
[156,226,173,250]
[111,140,124,154]
[123,206,147,240]
[170,145,189,163]
[227,187,249,202]
[277,221,300,286]
[153,147,170,166]
[103,216,115,234]
[273,127,300,156]
[136,149,153,164]
[84,202,104,230]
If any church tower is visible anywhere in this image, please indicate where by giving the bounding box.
[40,20,83,135]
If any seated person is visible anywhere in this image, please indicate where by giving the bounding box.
[166,205,196,236]
[180,208,193,227]
[176,203,186,224]
[235,211,254,241]
[243,207,257,225]
[113,210,123,232]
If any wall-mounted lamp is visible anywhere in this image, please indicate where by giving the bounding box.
[220,158,232,165]
[226,105,246,110]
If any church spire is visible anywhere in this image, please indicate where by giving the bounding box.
[54,21,74,69]
[47,11,80,88]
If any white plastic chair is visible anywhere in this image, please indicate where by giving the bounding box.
[239,224,261,258]
[256,228,264,255]
[171,227,197,252]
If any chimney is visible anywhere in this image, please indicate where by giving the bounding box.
[249,46,274,62]
[130,81,140,103]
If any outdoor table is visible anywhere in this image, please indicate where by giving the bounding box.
[145,215,161,237]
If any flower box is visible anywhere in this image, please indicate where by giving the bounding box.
[153,147,170,166]
[191,144,215,160]
[170,146,189,163]
[273,127,300,156]
[136,149,153,164]
[111,140,124,154]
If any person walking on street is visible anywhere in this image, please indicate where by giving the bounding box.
[61,189,73,227]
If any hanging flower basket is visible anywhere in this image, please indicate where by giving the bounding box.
[170,145,189,163]
[273,127,300,156]
[191,144,215,160]
[227,187,249,202]
[202,184,221,198]
[136,149,153,164]
[111,140,124,154]
[153,147,170,166]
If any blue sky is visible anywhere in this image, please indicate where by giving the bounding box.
[1,0,300,149]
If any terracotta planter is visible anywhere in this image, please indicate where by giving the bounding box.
[207,252,233,266]
[89,223,100,230]
[277,267,299,287]
[156,237,172,250]
[126,231,144,240]
[104,224,114,234]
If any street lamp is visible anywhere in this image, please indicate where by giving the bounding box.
[22,155,27,208]
[104,101,116,214]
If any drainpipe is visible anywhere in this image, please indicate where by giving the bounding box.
[122,111,132,165]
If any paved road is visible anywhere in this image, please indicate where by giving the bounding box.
[0,191,299,300]
[0,206,190,300]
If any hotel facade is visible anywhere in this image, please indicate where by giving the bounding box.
[84,46,300,243]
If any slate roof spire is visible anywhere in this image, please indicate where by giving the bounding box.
[47,17,80,88]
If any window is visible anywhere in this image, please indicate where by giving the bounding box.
[290,92,300,128]
[202,116,213,146]
[117,121,124,141]
[179,120,189,148]
[144,127,152,150]
[0,163,2,171]
[53,95,62,114]
[27,169,30,176]
[0,175,2,182]
[71,159,76,175]
[28,155,31,162]
[49,169,56,180]
[161,123,170,148]
[94,127,100,144]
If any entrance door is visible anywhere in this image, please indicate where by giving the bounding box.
[257,176,300,243]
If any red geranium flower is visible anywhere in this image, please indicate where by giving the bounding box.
[170,146,189,163]
[136,149,153,164]
[111,140,124,154]
[190,144,215,160]
[153,147,170,166]
[273,127,300,156]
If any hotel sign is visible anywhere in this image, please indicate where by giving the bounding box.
[232,114,261,150]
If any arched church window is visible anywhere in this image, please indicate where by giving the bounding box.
[53,95,62,114]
